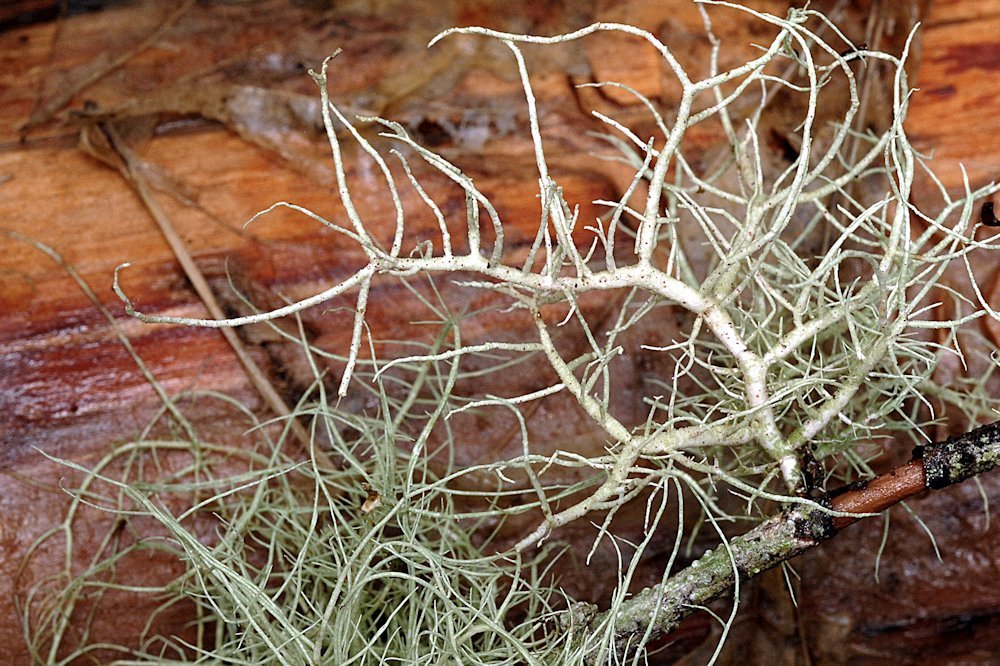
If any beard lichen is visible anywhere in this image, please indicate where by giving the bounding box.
[22,2,1000,664]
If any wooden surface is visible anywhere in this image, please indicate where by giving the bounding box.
[1,0,999,662]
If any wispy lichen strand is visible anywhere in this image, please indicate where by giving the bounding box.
[31,2,1000,664]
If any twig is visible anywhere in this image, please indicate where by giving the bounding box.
[587,420,1000,659]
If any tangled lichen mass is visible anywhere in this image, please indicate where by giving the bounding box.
[26,3,1000,663]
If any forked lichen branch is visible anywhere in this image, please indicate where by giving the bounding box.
[115,3,999,550]
[80,2,1000,663]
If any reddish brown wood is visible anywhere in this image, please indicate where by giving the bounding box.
[1,0,999,662]
[830,460,927,530]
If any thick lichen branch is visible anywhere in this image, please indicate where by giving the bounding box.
[111,4,1000,578]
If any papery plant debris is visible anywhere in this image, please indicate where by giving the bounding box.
[22,2,1000,664]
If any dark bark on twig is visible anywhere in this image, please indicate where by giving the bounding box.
[583,419,1000,659]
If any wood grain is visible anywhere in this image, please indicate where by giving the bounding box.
[2,0,998,662]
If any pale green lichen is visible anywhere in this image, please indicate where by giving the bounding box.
[22,2,1000,664]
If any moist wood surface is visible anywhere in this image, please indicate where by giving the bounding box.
[1,0,999,662]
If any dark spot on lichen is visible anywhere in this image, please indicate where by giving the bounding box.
[797,444,825,496]
[792,500,834,541]
[837,42,866,64]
